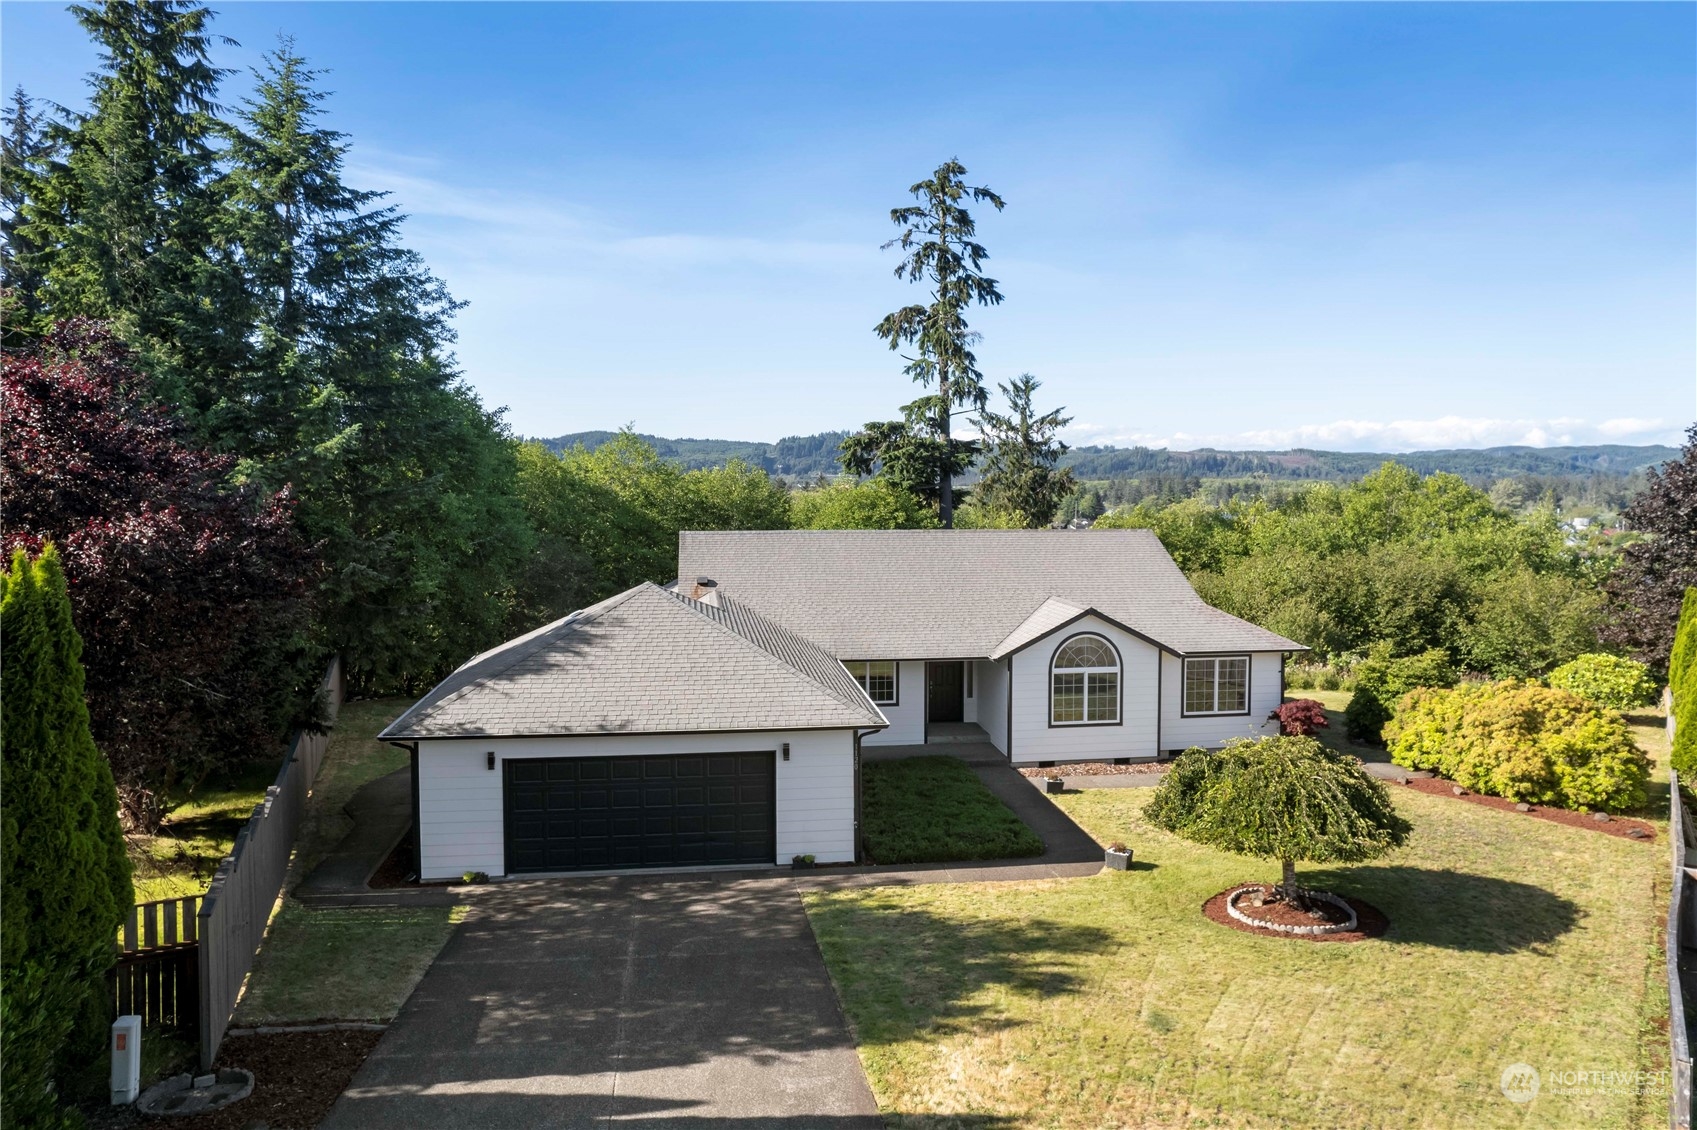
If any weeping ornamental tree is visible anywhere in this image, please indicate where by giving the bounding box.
[1146,736,1411,905]
[847,159,1004,528]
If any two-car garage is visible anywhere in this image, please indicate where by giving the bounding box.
[503,752,776,873]
[380,582,885,880]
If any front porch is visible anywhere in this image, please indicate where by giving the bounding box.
[926,721,991,745]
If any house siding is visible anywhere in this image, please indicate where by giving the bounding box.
[415,729,858,880]
[1159,651,1284,750]
[976,659,1009,754]
[859,661,925,746]
[1007,617,1160,764]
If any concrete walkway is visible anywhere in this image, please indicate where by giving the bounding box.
[295,768,460,908]
[320,875,881,1129]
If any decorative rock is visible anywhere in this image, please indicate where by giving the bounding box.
[1451,786,1466,796]
[1225,885,1358,936]
[135,1068,255,1118]
[1593,812,1612,823]
[1515,803,1531,813]
[1627,827,1650,840]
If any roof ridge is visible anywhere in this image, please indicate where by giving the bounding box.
[661,588,882,724]
[386,584,654,737]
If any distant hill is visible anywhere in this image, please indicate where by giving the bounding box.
[534,430,851,478]
[532,430,1679,486]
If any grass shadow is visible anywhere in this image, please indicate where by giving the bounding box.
[1303,864,1582,954]
[806,888,1116,1047]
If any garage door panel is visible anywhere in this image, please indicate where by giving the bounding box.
[504,752,775,874]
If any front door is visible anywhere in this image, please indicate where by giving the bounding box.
[927,662,964,724]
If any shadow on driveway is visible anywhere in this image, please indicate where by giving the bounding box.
[321,876,881,1129]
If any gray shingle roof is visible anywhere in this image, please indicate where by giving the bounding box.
[379,583,887,741]
[989,597,1087,660]
[677,529,1306,659]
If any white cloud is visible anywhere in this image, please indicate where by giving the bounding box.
[1065,415,1681,453]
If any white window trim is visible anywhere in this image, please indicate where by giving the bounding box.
[1182,655,1250,716]
[845,660,898,706]
[1050,634,1122,726]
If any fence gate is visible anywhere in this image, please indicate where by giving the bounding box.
[112,896,201,1032]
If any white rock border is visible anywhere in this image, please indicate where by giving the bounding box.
[1226,884,1358,936]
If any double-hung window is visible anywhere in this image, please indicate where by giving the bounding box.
[1183,656,1249,715]
[1050,634,1119,725]
[845,660,897,705]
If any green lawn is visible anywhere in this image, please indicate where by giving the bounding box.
[232,697,465,1025]
[128,759,281,903]
[805,785,1668,1129]
[233,902,465,1024]
[861,756,1044,864]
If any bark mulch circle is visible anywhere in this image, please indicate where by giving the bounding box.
[1397,776,1656,842]
[83,1028,382,1130]
[1203,883,1388,944]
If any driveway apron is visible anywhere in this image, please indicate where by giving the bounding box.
[321,875,881,1128]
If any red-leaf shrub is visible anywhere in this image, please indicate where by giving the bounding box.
[2,321,319,829]
[1270,698,1330,737]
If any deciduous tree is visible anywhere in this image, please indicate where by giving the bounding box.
[1604,424,1697,673]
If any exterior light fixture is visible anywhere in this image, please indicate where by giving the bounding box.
[487,750,495,771]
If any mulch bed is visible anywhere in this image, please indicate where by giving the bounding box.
[1397,776,1657,842]
[1203,883,1388,944]
[367,833,416,889]
[1018,761,1169,778]
[83,1028,382,1130]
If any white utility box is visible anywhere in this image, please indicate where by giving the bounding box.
[110,1015,141,1104]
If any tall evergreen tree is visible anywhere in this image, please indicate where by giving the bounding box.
[1,545,132,1125]
[851,159,1004,527]
[28,2,244,407]
[218,41,530,689]
[972,374,1075,528]
[0,87,57,345]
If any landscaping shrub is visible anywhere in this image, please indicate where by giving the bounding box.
[1284,662,1355,692]
[1343,647,1458,743]
[1146,735,1411,900]
[1546,653,1658,711]
[1,546,133,1124]
[1672,588,1697,776]
[1385,680,1650,812]
[860,756,1043,864]
[1269,698,1329,737]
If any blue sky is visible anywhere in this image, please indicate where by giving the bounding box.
[6,2,1693,450]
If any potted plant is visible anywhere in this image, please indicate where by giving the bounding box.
[1104,841,1133,870]
[791,853,816,870]
[1044,773,1066,795]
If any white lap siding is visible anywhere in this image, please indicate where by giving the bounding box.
[1159,651,1283,751]
[414,728,858,880]
[1007,617,1160,764]
[976,659,1009,754]
[857,661,925,746]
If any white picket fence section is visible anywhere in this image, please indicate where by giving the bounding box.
[196,656,344,1070]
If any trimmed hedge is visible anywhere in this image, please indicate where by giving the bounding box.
[1673,588,1697,776]
[1385,680,1650,812]
[1344,647,1458,743]
[1546,653,1658,711]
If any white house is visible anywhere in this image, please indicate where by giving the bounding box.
[383,529,1305,880]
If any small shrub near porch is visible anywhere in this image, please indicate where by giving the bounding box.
[861,756,1044,864]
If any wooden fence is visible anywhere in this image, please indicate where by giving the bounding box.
[113,896,201,1030]
[195,656,344,1070]
[1670,763,1694,1130]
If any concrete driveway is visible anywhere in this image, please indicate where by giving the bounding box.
[322,876,881,1128]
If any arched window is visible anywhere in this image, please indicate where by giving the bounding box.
[1051,633,1120,725]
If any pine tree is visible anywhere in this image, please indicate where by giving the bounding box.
[218,41,529,689]
[973,374,1076,528]
[25,1,243,412]
[860,159,1005,527]
[0,87,57,346]
[1,545,132,1124]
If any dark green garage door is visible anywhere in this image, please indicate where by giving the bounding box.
[503,753,775,873]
